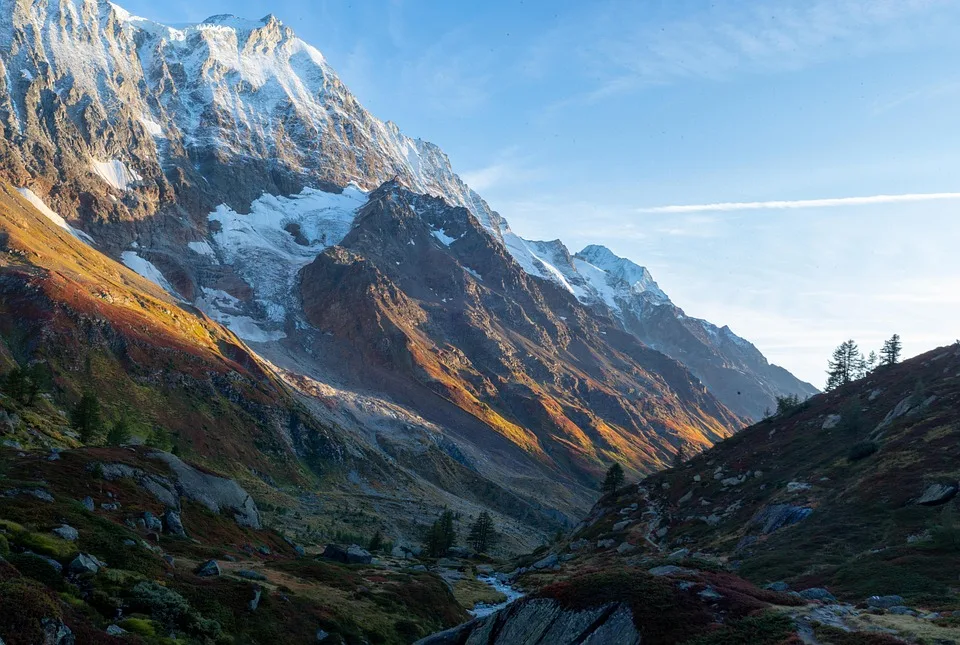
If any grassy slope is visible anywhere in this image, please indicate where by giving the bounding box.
[565,344,960,608]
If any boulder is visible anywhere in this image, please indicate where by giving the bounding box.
[822,414,841,430]
[163,510,186,537]
[237,569,267,581]
[67,554,101,576]
[249,586,262,611]
[596,539,616,549]
[867,595,905,609]
[105,625,127,636]
[414,598,639,645]
[616,542,637,555]
[917,483,958,506]
[612,520,631,531]
[568,539,589,552]
[41,618,75,645]
[448,546,473,558]
[887,606,916,616]
[751,504,813,534]
[52,525,79,542]
[149,451,262,528]
[532,553,559,570]
[765,581,790,592]
[142,511,163,532]
[196,560,221,577]
[321,544,372,565]
[798,588,836,602]
[786,482,811,493]
[648,565,694,577]
[80,497,95,512]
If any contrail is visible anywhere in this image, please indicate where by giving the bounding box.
[638,192,960,213]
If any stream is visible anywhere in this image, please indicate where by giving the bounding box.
[469,575,526,618]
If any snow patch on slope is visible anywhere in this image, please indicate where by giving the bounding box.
[92,160,142,191]
[16,188,95,244]
[120,251,177,295]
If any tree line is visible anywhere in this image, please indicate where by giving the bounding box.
[422,509,499,557]
[825,334,901,391]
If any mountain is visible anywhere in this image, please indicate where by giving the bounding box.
[430,346,960,644]
[0,0,811,548]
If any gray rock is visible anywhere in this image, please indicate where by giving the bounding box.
[67,554,101,575]
[52,525,79,542]
[80,496,95,512]
[698,586,723,601]
[414,598,640,645]
[123,539,137,547]
[2,439,22,449]
[41,618,75,645]
[249,585,262,611]
[532,553,559,570]
[616,542,637,555]
[150,451,262,528]
[765,581,790,592]
[316,629,330,642]
[257,545,271,556]
[448,546,473,558]
[798,588,836,602]
[237,569,267,581]
[196,560,221,577]
[612,520,631,532]
[105,625,127,636]
[648,565,693,577]
[917,483,958,506]
[667,548,690,561]
[164,509,186,537]
[751,504,813,534]
[142,511,163,532]
[867,595,904,609]
[822,414,841,430]
[100,502,121,511]
[321,544,372,565]
[596,539,617,549]
[786,481,811,493]
[887,606,916,616]
[568,539,589,552]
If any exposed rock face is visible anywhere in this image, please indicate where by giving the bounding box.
[416,598,639,645]
[300,183,743,497]
[320,544,372,565]
[916,482,958,506]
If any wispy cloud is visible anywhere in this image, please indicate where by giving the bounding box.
[638,192,960,214]
[528,0,959,108]
[461,147,544,192]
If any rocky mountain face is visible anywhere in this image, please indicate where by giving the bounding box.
[516,242,818,420]
[0,0,809,548]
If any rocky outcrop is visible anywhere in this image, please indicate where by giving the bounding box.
[97,452,260,529]
[416,598,639,645]
[916,482,958,506]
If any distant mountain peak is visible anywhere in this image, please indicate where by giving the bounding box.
[575,244,669,304]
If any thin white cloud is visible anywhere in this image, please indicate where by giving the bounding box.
[638,192,960,213]
[529,0,959,108]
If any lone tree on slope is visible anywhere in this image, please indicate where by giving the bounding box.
[601,462,625,494]
[826,340,865,391]
[468,511,498,554]
[880,334,902,366]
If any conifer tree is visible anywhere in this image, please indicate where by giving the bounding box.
[672,444,686,468]
[826,340,864,391]
[880,334,902,365]
[601,463,625,494]
[468,511,498,553]
[368,530,384,553]
[71,392,102,444]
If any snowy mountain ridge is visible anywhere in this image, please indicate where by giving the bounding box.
[0,0,815,420]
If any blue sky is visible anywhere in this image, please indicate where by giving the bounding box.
[120,0,960,386]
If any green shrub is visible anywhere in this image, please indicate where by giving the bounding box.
[128,581,191,628]
[0,578,63,645]
[0,533,9,556]
[14,531,78,560]
[848,441,878,462]
[119,617,158,637]
[7,553,65,589]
